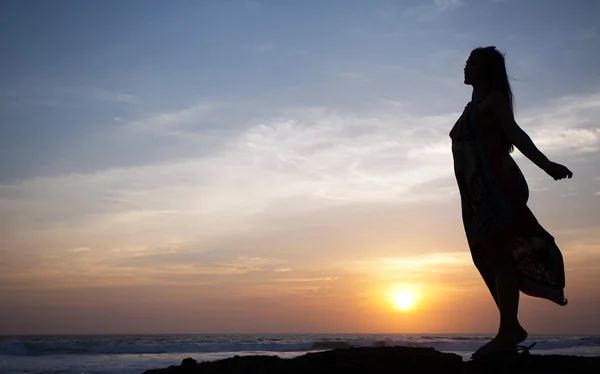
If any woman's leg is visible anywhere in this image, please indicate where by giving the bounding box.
[473,255,500,308]
[472,250,528,356]
[494,262,523,341]
[475,256,528,339]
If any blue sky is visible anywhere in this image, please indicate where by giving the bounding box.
[2,0,598,180]
[1,0,600,334]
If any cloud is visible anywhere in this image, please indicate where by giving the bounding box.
[433,0,463,11]
[252,42,276,53]
[277,277,338,282]
[274,268,292,272]
[335,71,372,83]
[1,91,599,290]
[363,252,472,273]
[0,262,251,289]
[4,91,598,238]
[93,90,139,104]
[530,128,600,153]
[398,0,463,22]
[122,102,219,137]
[213,256,282,271]
[0,248,289,289]
[375,0,463,23]
[517,92,600,154]
[337,251,479,291]
[69,247,91,253]
[2,86,141,109]
[395,251,469,266]
[0,102,459,290]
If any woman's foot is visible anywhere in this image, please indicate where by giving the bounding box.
[472,324,528,358]
[499,322,529,344]
[515,324,528,344]
[472,336,517,358]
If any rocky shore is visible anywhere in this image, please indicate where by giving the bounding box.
[143,346,600,374]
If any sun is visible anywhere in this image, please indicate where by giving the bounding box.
[393,291,416,311]
[385,284,421,312]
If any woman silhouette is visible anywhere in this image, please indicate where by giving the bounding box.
[450,46,573,358]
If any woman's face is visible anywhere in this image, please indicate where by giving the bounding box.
[464,52,481,86]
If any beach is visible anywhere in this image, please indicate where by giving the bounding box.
[143,346,600,374]
[1,334,600,374]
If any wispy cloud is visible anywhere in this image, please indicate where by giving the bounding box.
[399,0,463,22]
[338,251,478,290]
[213,256,282,271]
[434,0,463,11]
[252,42,276,53]
[0,262,251,289]
[276,277,338,282]
[335,71,372,83]
[122,102,219,136]
[69,247,91,253]
[1,91,599,291]
[375,252,471,271]
[93,89,140,104]
[2,86,141,108]
[4,91,598,231]
[531,128,600,153]
[518,93,600,154]
[372,0,463,24]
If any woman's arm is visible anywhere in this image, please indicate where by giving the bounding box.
[490,92,550,170]
[490,92,573,180]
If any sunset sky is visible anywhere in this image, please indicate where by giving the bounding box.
[1,0,600,335]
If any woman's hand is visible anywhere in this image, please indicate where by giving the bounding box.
[544,161,573,180]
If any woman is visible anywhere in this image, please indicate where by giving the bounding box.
[450,46,573,358]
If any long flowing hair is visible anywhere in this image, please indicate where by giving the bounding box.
[472,46,515,153]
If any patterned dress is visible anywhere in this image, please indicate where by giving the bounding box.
[450,98,567,306]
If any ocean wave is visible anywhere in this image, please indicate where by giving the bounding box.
[0,340,310,356]
[1,336,599,356]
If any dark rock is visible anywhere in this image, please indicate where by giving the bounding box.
[464,353,600,374]
[181,358,197,366]
[143,355,284,374]
[309,341,352,350]
[142,346,600,374]
[291,346,460,373]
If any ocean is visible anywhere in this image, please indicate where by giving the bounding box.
[1,334,599,374]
